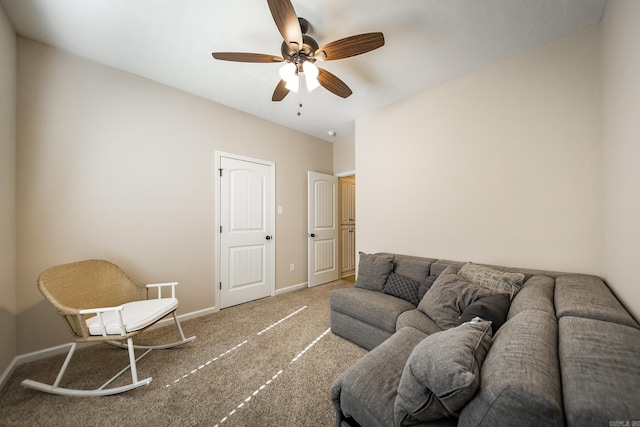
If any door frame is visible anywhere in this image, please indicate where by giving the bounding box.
[214,151,276,309]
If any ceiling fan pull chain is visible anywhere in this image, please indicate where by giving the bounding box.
[297,91,302,116]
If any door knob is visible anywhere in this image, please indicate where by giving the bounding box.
[266,235,272,240]
[308,233,316,238]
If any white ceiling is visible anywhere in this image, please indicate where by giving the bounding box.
[1,0,607,142]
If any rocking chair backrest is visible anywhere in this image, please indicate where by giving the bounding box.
[37,259,147,316]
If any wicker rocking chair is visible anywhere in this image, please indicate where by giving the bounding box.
[21,259,196,397]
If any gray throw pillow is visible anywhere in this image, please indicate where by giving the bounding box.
[394,319,493,424]
[383,272,421,305]
[458,293,511,335]
[457,263,525,299]
[355,252,394,291]
[418,267,493,330]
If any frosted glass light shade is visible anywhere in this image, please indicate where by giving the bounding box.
[303,62,320,91]
[279,62,299,92]
[285,74,299,92]
[279,62,296,81]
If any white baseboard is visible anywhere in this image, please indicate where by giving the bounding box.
[0,356,18,391]
[0,305,219,392]
[275,282,308,295]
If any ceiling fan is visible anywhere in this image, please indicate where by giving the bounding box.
[212,0,385,102]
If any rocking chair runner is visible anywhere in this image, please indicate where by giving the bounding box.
[21,259,196,397]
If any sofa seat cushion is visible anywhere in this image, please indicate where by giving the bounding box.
[559,316,640,426]
[330,327,429,427]
[330,287,416,334]
[396,309,443,336]
[459,309,564,427]
[555,275,640,328]
[395,320,493,424]
[331,310,395,351]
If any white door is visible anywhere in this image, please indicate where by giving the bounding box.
[308,171,339,287]
[219,155,274,308]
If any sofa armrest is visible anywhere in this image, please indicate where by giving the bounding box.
[330,327,428,427]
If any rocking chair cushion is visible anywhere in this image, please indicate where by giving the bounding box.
[86,298,178,336]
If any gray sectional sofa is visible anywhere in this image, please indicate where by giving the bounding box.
[329,253,640,427]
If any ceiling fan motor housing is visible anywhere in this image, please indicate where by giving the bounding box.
[281,34,318,69]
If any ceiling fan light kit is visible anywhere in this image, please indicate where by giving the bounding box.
[211,0,384,104]
[277,60,318,93]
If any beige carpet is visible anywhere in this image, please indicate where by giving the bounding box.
[0,279,367,426]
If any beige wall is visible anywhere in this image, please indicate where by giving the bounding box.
[16,37,332,353]
[0,5,17,373]
[356,26,602,274]
[601,0,640,320]
[333,136,355,175]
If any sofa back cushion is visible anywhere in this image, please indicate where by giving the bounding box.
[429,260,464,276]
[507,275,555,320]
[392,255,435,282]
[555,275,640,328]
[458,309,564,427]
[355,252,395,291]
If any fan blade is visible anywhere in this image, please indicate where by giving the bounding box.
[267,0,302,51]
[272,80,290,101]
[212,52,284,63]
[317,68,352,98]
[314,32,385,61]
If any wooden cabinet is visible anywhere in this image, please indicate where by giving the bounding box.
[340,177,356,225]
[341,226,356,276]
[339,176,356,277]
